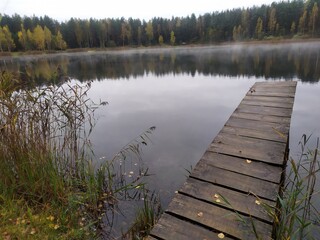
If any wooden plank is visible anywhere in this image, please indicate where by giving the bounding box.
[253,84,297,91]
[201,151,283,183]
[248,91,295,98]
[191,160,279,200]
[226,117,289,136]
[243,95,294,104]
[236,105,293,117]
[241,99,293,109]
[180,177,275,222]
[167,194,273,239]
[231,111,291,124]
[150,213,234,240]
[252,89,296,96]
[254,81,297,87]
[209,132,287,165]
[221,125,286,143]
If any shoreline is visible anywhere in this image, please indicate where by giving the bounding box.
[1,38,320,59]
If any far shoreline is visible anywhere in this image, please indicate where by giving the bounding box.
[1,38,320,59]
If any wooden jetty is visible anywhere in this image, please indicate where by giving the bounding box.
[148,81,297,240]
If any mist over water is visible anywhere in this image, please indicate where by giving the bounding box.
[1,42,319,237]
[1,42,320,83]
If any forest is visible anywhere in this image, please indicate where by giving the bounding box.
[0,0,320,51]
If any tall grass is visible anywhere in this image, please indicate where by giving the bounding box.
[272,135,320,239]
[0,71,157,239]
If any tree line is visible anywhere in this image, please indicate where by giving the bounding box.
[0,0,319,52]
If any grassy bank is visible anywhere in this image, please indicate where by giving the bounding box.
[0,71,159,239]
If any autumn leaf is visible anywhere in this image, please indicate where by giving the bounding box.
[218,232,225,238]
[197,212,203,217]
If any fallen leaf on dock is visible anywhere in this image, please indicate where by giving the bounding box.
[197,212,203,217]
[218,232,225,238]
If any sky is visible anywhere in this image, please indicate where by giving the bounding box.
[1,0,279,22]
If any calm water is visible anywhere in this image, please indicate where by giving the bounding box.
[1,42,320,237]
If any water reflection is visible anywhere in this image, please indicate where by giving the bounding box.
[1,42,320,83]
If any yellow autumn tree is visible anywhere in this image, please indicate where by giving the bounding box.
[18,24,29,50]
[33,25,45,50]
[53,30,67,50]
[309,2,318,36]
[145,20,154,45]
[170,31,175,45]
[44,26,52,50]
[0,26,15,52]
[255,17,264,40]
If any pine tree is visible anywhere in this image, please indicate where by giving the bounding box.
[145,20,154,45]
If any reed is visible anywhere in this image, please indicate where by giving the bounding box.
[0,71,153,239]
[272,135,320,239]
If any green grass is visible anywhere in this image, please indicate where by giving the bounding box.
[0,71,158,239]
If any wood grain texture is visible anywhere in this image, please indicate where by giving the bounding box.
[221,125,287,143]
[150,213,234,240]
[166,194,273,239]
[191,159,279,200]
[200,151,283,183]
[231,111,291,124]
[225,116,290,135]
[179,177,275,222]
[209,132,287,165]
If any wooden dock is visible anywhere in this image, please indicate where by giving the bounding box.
[148,81,297,240]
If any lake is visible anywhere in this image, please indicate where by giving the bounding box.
[1,42,320,237]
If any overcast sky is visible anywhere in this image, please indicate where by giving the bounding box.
[2,0,279,22]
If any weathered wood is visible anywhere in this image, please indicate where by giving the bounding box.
[254,81,297,87]
[221,125,286,143]
[209,132,287,165]
[243,95,295,104]
[241,99,293,109]
[191,160,279,201]
[149,213,234,240]
[149,81,297,240]
[226,116,290,135]
[201,151,283,183]
[180,177,275,222]
[235,105,293,117]
[231,111,291,124]
[252,86,297,93]
[166,194,273,239]
[248,91,295,98]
